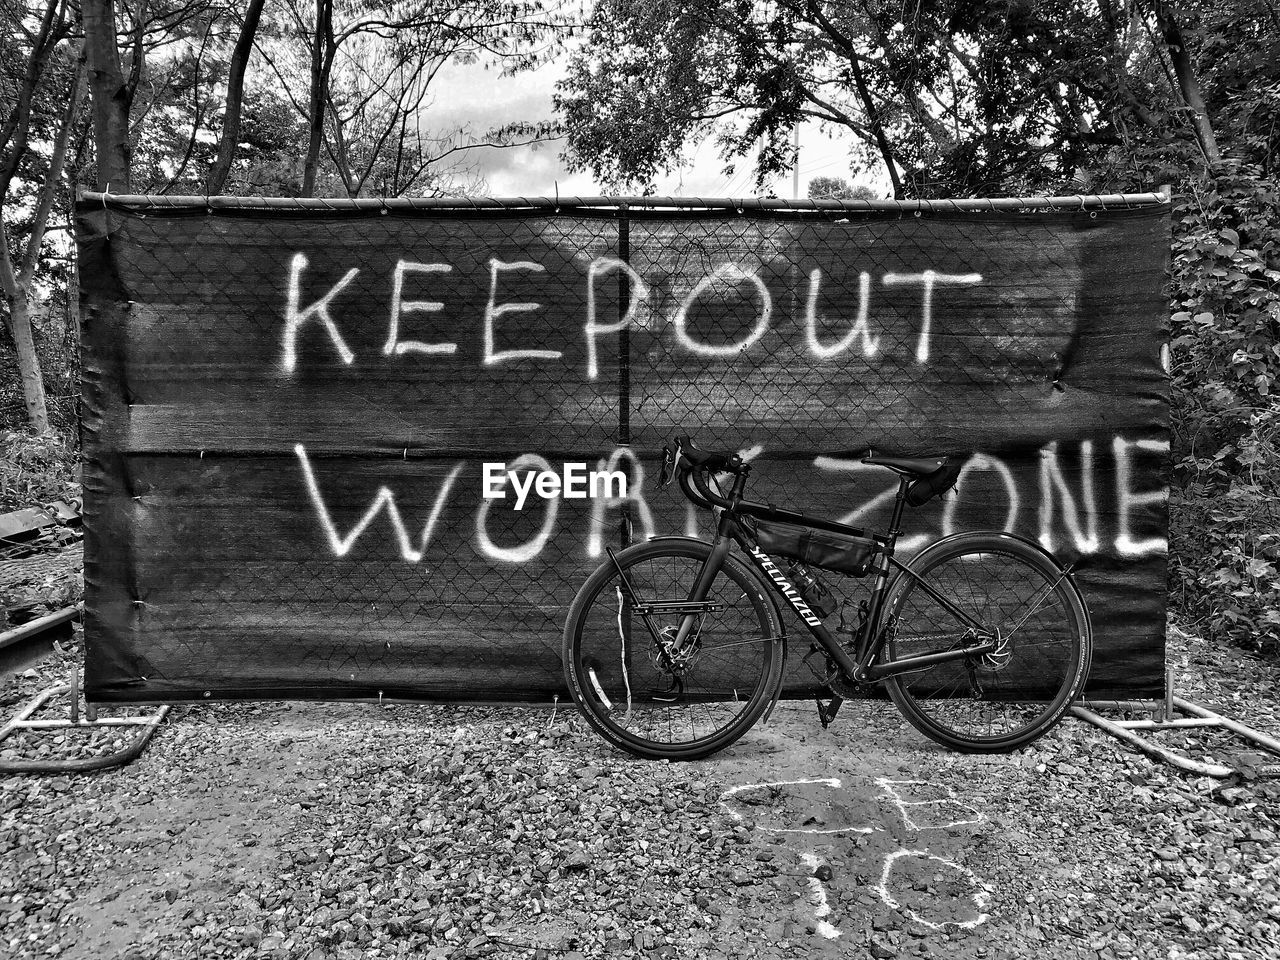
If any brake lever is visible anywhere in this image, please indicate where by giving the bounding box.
[658,441,683,487]
[658,445,673,486]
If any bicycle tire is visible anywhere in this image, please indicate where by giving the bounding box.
[880,531,1092,753]
[562,538,784,761]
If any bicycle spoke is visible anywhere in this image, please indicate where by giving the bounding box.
[567,543,780,759]
[884,539,1087,751]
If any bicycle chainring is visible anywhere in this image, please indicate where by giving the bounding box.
[824,640,866,699]
[826,673,862,699]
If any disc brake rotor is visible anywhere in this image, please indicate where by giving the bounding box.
[654,621,702,676]
[980,629,1014,671]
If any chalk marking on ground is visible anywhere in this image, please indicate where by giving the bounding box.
[874,848,991,931]
[874,777,984,832]
[719,778,877,835]
[800,851,842,939]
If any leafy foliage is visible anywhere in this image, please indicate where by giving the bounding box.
[0,429,79,514]
[557,0,1198,195]
[807,176,878,200]
[1167,169,1280,655]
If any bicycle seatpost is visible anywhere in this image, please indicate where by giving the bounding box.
[885,475,911,543]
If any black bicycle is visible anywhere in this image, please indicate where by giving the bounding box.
[562,437,1093,761]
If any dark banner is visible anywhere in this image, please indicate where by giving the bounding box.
[75,199,1170,701]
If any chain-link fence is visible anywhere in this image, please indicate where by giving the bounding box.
[75,195,1170,702]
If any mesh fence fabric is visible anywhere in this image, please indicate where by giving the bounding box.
[75,198,1170,702]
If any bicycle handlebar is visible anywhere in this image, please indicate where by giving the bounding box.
[662,437,740,511]
[682,462,731,510]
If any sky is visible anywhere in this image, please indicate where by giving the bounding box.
[426,58,883,199]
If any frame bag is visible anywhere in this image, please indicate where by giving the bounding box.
[753,520,880,577]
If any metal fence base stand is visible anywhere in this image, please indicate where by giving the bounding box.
[0,669,169,774]
[1071,669,1280,779]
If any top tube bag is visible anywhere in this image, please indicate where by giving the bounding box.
[753,520,880,577]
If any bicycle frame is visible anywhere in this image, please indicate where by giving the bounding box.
[668,462,998,687]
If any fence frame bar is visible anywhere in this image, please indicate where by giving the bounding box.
[79,192,1170,214]
[1070,679,1280,779]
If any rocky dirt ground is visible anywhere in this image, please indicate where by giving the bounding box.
[1,624,1278,960]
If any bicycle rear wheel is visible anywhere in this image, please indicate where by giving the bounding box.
[562,539,784,761]
[881,532,1091,752]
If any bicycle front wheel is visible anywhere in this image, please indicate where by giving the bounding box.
[562,539,784,761]
[881,532,1092,753]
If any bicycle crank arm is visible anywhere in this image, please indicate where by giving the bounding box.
[862,641,998,681]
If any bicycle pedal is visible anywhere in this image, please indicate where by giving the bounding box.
[815,695,844,729]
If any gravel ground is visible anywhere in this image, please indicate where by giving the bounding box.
[1,623,1278,960]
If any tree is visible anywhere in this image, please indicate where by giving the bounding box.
[76,0,572,200]
[253,0,570,198]
[808,175,877,200]
[555,0,1233,197]
[1,0,82,432]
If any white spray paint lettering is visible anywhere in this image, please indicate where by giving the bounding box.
[483,259,562,365]
[280,253,358,372]
[383,260,456,356]
[942,452,1019,537]
[294,443,461,562]
[875,849,991,931]
[474,453,558,562]
[805,269,878,358]
[1114,436,1169,556]
[720,777,990,935]
[800,851,842,939]
[586,447,654,559]
[812,456,928,553]
[875,778,984,832]
[881,270,983,363]
[719,779,875,835]
[672,264,773,357]
[1038,440,1098,553]
[280,254,984,368]
[584,257,649,380]
[295,438,1165,565]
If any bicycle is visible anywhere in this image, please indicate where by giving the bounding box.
[562,437,1093,761]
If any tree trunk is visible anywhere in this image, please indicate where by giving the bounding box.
[846,52,904,199]
[83,0,132,191]
[208,0,266,194]
[6,293,50,433]
[1,54,85,433]
[1154,3,1221,163]
[1,217,49,431]
[302,0,334,197]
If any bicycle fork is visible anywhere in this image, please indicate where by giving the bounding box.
[604,539,730,690]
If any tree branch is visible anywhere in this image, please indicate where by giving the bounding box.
[21,48,86,281]
[207,0,265,193]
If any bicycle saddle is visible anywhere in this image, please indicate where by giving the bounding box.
[860,452,946,476]
[862,452,964,506]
